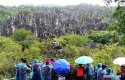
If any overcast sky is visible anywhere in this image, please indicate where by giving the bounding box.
[0,0,117,6]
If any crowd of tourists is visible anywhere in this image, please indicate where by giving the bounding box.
[15,58,125,80]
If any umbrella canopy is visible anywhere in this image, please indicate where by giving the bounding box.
[75,56,93,64]
[113,57,125,65]
[54,59,70,76]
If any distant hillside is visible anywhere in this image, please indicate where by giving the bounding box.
[0,4,115,39]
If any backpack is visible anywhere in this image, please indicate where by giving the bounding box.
[98,70,104,79]
[43,65,51,76]
[20,66,27,75]
[33,64,40,72]
[76,68,84,77]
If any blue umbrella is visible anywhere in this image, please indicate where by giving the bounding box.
[54,59,70,76]
[75,56,93,64]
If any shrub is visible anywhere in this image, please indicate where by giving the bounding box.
[54,34,90,47]
[90,44,125,67]
[88,31,120,44]
[0,36,21,78]
[12,29,32,42]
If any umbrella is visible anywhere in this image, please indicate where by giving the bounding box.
[75,56,93,64]
[54,59,70,76]
[113,57,125,65]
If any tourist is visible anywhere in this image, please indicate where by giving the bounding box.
[103,68,114,80]
[85,63,94,80]
[31,59,42,80]
[26,61,31,80]
[117,66,125,80]
[65,64,74,80]
[42,61,53,80]
[98,64,106,80]
[95,63,102,80]
[15,58,25,80]
[19,59,31,80]
[75,64,85,80]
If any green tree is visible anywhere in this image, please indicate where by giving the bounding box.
[12,29,32,41]
[12,29,35,51]
[91,44,125,67]
[88,31,119,44]
[103,0,125,45]
[91,50,112,66]
[112,5,125,45]
[0,36,21,78]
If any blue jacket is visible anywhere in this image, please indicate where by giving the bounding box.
[98,69,106,80]
[15,62,22,80]
[95,63,102,80]
[42,64,53,80]
[31,59,42,80]
[86,64,94,80]
[103,68,114,80]
[19,62,31,80]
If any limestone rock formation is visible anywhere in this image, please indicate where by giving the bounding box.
[0,4,112,39]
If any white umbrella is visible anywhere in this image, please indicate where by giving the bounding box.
[113,57,125,65]
[75,56,93,64]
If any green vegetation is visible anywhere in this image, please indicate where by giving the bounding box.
[112,5,125,46]
[0,36,21,78]
[54,34,90,47]
[0,28,125,79]
[88,31,119,44]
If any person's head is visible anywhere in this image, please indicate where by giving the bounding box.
[121,66,124,68]
[120,66,125,72]
[87,63,91,66]
[102,64,106,69]
[50,59,54,62]
[22,59,27,63]
[78,64,82,67]
[33,59,39,63]
[46,61,49,65]
[20,58,24,62]
[97,63,102,69]
[106,68,112,75]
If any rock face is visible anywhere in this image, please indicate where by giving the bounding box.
[0,5,111,39]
